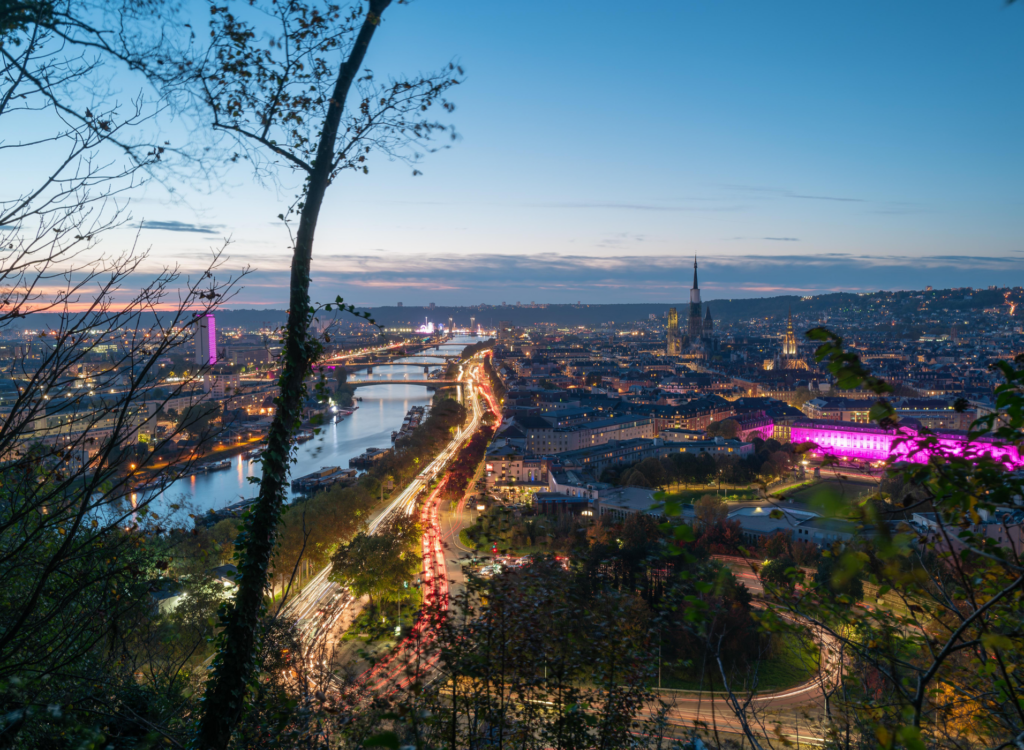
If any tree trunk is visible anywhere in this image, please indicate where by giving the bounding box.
[194,3,392,748]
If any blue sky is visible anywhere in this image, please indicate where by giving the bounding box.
[28,0,1024,306]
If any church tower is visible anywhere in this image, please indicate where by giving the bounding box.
[666,307,681,356]
[782,307,798,359]
[688,256,703,342]
[703,305,714,337]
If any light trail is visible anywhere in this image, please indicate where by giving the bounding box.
[281,355,488,684]
[344,360,491,697]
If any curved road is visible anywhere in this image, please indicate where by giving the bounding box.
[283,354,836,744]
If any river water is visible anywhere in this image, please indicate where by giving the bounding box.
[159,336,478,513]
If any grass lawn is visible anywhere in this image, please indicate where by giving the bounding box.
[654,488,762,504]
[653,632,819,693]
[785,477,877,506]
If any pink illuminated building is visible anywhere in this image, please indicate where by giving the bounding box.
[791,418,1023,468]
[195,313,217,366]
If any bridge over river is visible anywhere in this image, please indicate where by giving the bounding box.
[347,377,460,388]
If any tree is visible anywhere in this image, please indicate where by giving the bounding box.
[758,556,798,589]
[813,550,864,604]
[706,418,740,439]
[620,469,651,488]
[693,494,728,530]
[141,3,462,744]
[176,401,223,439]
[716,330,1024,748]
[0,5,246,744]
[408,558,665,749]
[791,384,813,408]
[330,522,419,616]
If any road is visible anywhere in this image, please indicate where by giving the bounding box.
[279,359,486,672]
[282,354,838,744]
[346,360,492,696]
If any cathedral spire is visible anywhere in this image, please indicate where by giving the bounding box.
[692,255,699,289]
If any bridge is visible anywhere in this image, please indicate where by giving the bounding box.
[344,353,457,361]
[348,378,460,388]
[343,362,448,374]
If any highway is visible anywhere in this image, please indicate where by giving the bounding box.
[279,359,485,663]
[348,360,489,696]
[280,353,838,744]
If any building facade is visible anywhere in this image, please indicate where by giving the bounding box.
[523,415,655,454]
[195,313,217,367]
[791,418,1023,467]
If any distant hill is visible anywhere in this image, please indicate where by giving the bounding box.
[11,287,1014,332]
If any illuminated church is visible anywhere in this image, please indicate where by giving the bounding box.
[765,308,808,370]
[666,257,716,358]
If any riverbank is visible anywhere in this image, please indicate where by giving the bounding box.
[149,337,479,514]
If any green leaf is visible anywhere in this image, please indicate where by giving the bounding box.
[362,732,400,748]
[673,524,694,542]
[896,725,925,750]
[869,401,895,423]
[982,632,1014,651]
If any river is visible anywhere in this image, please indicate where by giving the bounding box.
[157,336,479,514]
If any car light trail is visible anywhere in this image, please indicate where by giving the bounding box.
[282,355,491,698]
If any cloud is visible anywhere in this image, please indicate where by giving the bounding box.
[531,201,743,213]
[789,193,863,203]
[722,184,865,203]
[726,236,800,242]
[138,220,225,234]
[596,232,648,248]
[104,250,1023,307]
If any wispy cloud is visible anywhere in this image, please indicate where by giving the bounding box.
[722,184,865,203]
[138,220,225,235]
[531,201,743,213]
[596,232,648,248]
[726,236,800,242]
[115,251,1023,307]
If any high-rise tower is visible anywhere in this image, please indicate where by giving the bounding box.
[195,313,217,366]
[688,256,703,342]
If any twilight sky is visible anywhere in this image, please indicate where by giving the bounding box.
[36,0,1024,306]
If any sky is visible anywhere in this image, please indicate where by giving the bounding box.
[10,0,1024,307]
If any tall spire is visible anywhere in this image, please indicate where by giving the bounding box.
[692,255,699,289]
[787,305,794,334]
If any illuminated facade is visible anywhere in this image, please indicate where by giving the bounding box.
[765,308,807,370]
[782,308,798,358]
[791,418,1023,467]
[195,313,217,366]
[666,307,681,356]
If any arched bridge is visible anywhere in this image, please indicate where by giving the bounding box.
[338,361,450,374]
[348,378,460,388]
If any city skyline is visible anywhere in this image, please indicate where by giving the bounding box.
[5,0,1024,306]
[6,2,1024,746]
